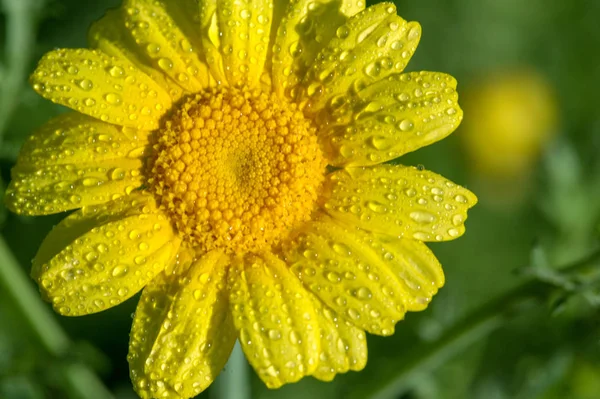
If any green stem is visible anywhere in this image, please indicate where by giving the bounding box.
[362,248,600,399]
[0,237,69,356]
[211,341,251,399]
[0,0,43,140]
[0,237,113,399]
[61,362,115,399]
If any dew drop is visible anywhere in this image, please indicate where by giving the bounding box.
[112,265,128,277]
[79,79,93,91]
[452,214,464,226]
[366,200,387,213]
[93,263,105,272]
[355,287,372,300]
[85,251,98,262]
[405,188,417,197]
[146,43,160,54]
[339,145,354,158]
[180,39,192,52]
[408,27,420,40]
[70,195,82,204]
[412,232,430,240]
[108,66,124,78]
[454,194,468,204]
[332,243,352,257]
[326,271,342,283]
[303,249,317,259]
[347,308,360,320]
[60,269,75,281]
[134,256,146,265]
[398,119,414,131]
[158,58,173,70]
[370,135,392,150]
[239,328,251,345]
[110,168,126,181]
[409,211,436,224]
[289,331,301,345]
[105,92,122,105]
[82,177,101,186]
[336,25,350,39]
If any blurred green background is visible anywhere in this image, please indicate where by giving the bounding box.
[1,0,599,398]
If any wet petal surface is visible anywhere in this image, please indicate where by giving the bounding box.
[6,113,149,215]
[321,165,477,241]
[299,3,420,112]
[30,48,172,130]
[285,217,444,335]
[228,253,320,388]
[32,193,180,316]
[129,250,235,399]
[319,72,462,166]
[272,0,365,97]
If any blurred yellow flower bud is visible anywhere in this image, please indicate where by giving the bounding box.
[461,69,558,179]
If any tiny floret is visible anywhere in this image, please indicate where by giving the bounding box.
[150,88,326,252]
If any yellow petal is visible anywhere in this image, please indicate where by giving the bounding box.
[228,252,320,388]
[6,113,148,215]
[201,0,273,87]
[272,0,365,97]
[199,0,227,84]
[88,8,186,101]
[14,113,149,166]
[33,192,153,270]
[298,3,421,112]
[285,217,443,335]
[321,165,477,241]
[129,250,236,399]
[311,300,367,381]
[320,72,462,166]
[377,234,445,311]
[30,48,172,130]
[121,0,213,92]
[31,193,180,316]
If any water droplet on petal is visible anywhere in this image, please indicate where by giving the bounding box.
[398,119,414,131]
[79,79,93,91]
[112,265,128,277]
[268,329,281,340]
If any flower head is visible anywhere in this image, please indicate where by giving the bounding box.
[461,69,558,180]
[6,1,476,398]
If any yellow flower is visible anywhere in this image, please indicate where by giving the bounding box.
[6,1,476,398]
[461,69,558,179]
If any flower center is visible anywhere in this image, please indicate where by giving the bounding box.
[149,87,326,253]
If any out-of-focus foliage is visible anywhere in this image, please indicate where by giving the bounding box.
[0,0,599,398]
